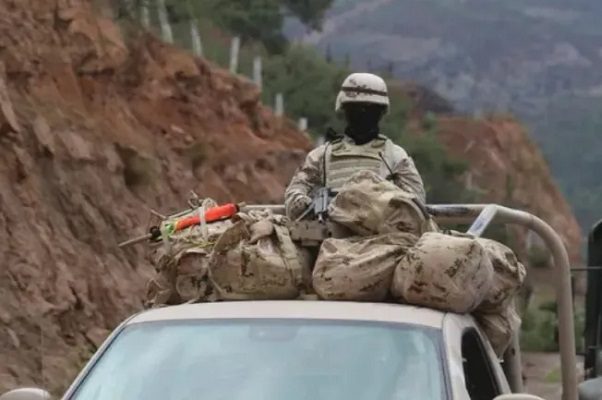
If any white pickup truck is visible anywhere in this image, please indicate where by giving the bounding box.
[0,301,543,400]
[0,204,588,400]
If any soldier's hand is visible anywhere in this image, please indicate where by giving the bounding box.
[386,172,400,182]
[289,195,312,220]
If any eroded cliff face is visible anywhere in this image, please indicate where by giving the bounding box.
[0,0,310,393]
[420,116,582,264]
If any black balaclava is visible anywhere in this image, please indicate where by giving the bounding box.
[343,102,386,145]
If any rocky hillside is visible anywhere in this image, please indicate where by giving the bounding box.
[415,115,582,264]
[0,0,309,394]
[0,0,583,395]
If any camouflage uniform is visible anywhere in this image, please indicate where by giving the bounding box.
[285,134,426,219]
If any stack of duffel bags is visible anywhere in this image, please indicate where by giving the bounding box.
[312,170,526,356]
[144,170,525,357]
[145,202,314,307]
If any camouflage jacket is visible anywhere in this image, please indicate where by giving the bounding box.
[285,135,426,218]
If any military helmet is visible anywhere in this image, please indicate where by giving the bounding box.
[335,73,390,113]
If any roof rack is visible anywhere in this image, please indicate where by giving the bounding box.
[242,203,578,400]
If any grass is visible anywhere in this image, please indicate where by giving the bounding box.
[520,306,558,352]
[527,246,551,269]
[520,294,585,353]
[544,368,561,383]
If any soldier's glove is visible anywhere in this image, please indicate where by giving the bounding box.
[288,195,312,220]
[386,172,400,183]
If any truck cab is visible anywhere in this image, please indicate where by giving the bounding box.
[4,301,531,400]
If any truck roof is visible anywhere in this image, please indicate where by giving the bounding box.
[129,301,447,329]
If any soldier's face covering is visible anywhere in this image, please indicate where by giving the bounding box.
[343,103,386,145]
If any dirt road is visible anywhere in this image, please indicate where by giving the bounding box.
[523,352,583,400]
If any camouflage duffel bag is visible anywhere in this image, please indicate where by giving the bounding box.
[208,211,312,300]
[474,304,522,356]
[475,238,526,314]
[313,232,419,302]
[426,231,525,356]
[391,232,494,313]
[328,170,437,237]
[145,202,233,307]
[472,237,525,357]
[446,230,527,313]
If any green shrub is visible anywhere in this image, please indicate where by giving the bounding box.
[520,307,557,352]
[115,145,158,188]
[545,368,561,383]
[520,304,585,353]
[528,246,551,268]
[184,142,208,170]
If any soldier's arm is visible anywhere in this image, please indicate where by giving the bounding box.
[284,146,325,217]
[391,155,427,204]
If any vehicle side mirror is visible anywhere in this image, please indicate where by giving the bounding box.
[0,388,51,400]
[579,376,602,400]
[493,395,545,400]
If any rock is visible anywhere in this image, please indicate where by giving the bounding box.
[84,328,110,349]
[32,116,55,155]
[0,64,20,135]
[0,307,11,324]
[6,328,20,348]
[57,130,95,161]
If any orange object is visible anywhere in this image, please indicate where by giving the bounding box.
[174,203,239,232]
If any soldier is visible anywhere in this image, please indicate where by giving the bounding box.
[285,72,426,219]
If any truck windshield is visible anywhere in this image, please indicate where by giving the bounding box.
[69,319,446,400]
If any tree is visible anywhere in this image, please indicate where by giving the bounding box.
[324,44,333,63]
[282,0,334,30]
[386,61,395,78]
[262,45,347,135]
[162,0,334,54]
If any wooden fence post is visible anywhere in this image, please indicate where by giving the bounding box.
[229,37,240,74]
[190,20,203,57]
[298,117,308,132]
[253,56,262,90]
[156,0,173,44]
[186,0,203,57]
[140,0,151,28]
[275,93,284,117]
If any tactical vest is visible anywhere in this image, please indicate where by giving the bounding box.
[325,135,396,191]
